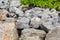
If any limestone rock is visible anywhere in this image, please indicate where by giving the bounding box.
[19,28,46,40]
[45,27,60,40]
[0,21,18,40]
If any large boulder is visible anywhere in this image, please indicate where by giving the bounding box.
[45,27,60,40]
[0,21,18,40]
[19,28,46,40]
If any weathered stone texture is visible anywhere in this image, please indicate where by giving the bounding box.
[0,21,18,40]
[45,27,60,40]
[19,28,46,40]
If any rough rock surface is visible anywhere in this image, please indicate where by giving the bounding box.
[0,21,18,40]
[30,17,41,28]
[0,0,60,40]
[0,0,9,9]
[45,27,60,40]
[0,9,9,20]
[16,17,30,29]
[10,0,20,7]
[19,28,46,40]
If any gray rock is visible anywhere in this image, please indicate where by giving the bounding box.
[16,17,30,29]
[25,9,36,19]
[0,0,9,9]
[30,17,41,28]
[10,0,20,7]
[45,27,60,40]
[41,14,54,30]
[19,28,46,40]
[9,7,24,17]
[51,9,56,13]
[25,7,44,19]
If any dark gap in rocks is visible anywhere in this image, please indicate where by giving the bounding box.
[6,8,9,12]
[30,27,32,28]
[52,22,54,25]
[29,20,31,25]
[0,8,2,9]
[29,4,34,9]
[48,14,53,18]
[6,14,10,17]
[16,6,20,8]
[49,15,52,18]
[58,13,60,17]
[50,16,52,18]
[17,29,23,37]
[43,35,46,40]
[22,6,33,13]
[38,16,42,18]
[2,1,4,3]
[2,20,5,21]
[15,14,19,18]
[36,24,49,33]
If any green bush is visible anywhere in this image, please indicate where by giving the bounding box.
[21,0,60,10]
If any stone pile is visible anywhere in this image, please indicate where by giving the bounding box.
[0,0,60,40]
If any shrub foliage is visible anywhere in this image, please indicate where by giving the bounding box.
[21,0,60,10]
